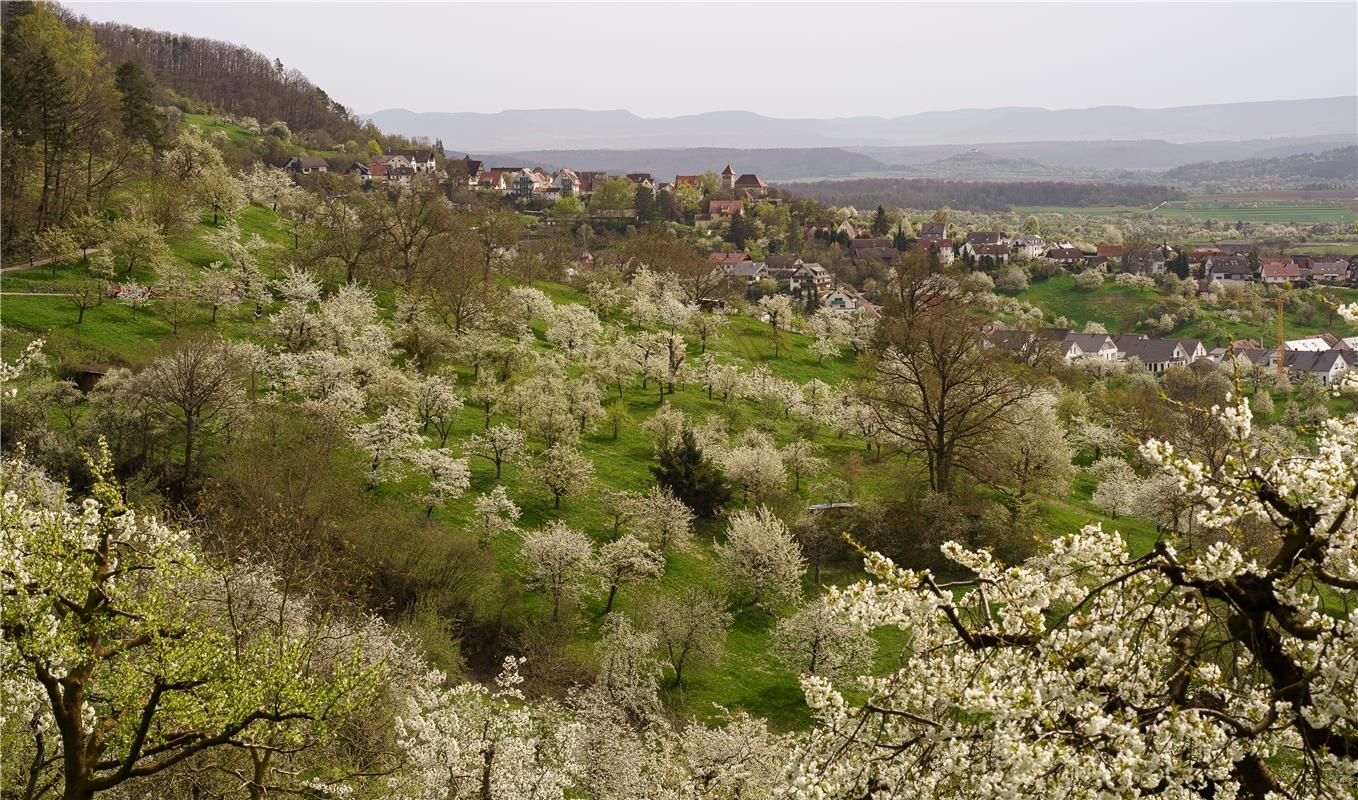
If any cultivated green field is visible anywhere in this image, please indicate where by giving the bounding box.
[1015,194,1358,225]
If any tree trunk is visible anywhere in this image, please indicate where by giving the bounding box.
[604,582,619,614]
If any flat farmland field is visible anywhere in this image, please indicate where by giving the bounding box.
[1016,193,1358,224]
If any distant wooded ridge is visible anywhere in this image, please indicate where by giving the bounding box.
[368,97,1357,152]
[781,180,1186,212]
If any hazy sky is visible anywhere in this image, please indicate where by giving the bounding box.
[67,1,1358,118]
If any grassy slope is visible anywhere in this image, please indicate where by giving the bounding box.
[1014,273,1358,344]
[0,206,1190,730]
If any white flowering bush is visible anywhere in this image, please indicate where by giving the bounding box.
[789,331,1358,798]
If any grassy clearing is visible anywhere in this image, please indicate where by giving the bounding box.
[1012,274,1358,345]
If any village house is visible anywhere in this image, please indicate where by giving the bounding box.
[1283,350,1356,385]
[789,262,832,293]
[1113,334,1191,373]
[970,243,1010,265]
[1045,245,1086,267]
[1012,234,1045,260]
[916,239,955,266]
[1069,332,1121,362]
[707,251,750,270]
[1285,335,1338,352]
[674,175,701,191]
[695,199,743,230]
[477,169,509,191]
[763,254,804,280]
[1308,259,1349,284]
[1206,255,1252,285]
[386,148,440,173]
[446,155,484,187]
[724,261,769,284]
[822,285,880,317]
[1096,244,1123,263]
[734,173,769,198]
[1260,259,1301,285]
[283,155,328,174]
[918,221,949,242]
[965,230,1009,247]
[550,169,582,197]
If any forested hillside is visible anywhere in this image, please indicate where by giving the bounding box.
[1165,145,1358,187]
[779,177,1184,211]
[84,15,368,147]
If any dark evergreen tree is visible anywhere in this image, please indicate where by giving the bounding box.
[1170,252,1191,279]
[115,60,162,149]
[728,210,756,249]
[634,185,658,223]
[651,430,731,517]
[892,223,911,251]
[871,204,891,236]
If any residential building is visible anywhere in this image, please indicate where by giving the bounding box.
[1114,334,1190,373]
[1261,259,1301,284]
[1309,259,1349,283]
[918,221,948,241]
[789,262,832,293]
[551,169,581,197]
[724,261,769,284]
[734,173,769,198]
[1283,350,1356,385]
[386,148,439,173]
[763,254,805,280]
[822,286,879,317]
[965,231,1009,247]
[1045,245,1086,266]
[1096,244,1124,262]
[1012,234,1045,260]
[283,156,328,174]
[1207,255,1252,284]
[970,243,1010,265]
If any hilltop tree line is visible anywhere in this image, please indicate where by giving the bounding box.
[82,12,369,147]
[786,177,1185,212]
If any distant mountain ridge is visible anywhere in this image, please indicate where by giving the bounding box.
[368,97,1357,152]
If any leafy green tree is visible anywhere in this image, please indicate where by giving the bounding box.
[590,177,635,212]
[651,429,731,517]
[549,196,584,219]
[1,447,392,800]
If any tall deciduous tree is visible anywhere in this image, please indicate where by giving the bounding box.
[650,588,732,689]
[521,521,596,623]
[716,506,806,608]
[862,304,1037,494]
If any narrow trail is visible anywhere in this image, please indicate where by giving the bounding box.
[1,248,103,273]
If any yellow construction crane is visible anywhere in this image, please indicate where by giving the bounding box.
[1275,295,1286,381]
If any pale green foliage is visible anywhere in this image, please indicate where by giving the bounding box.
[716,506,805,607]
[0,446,399,799]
